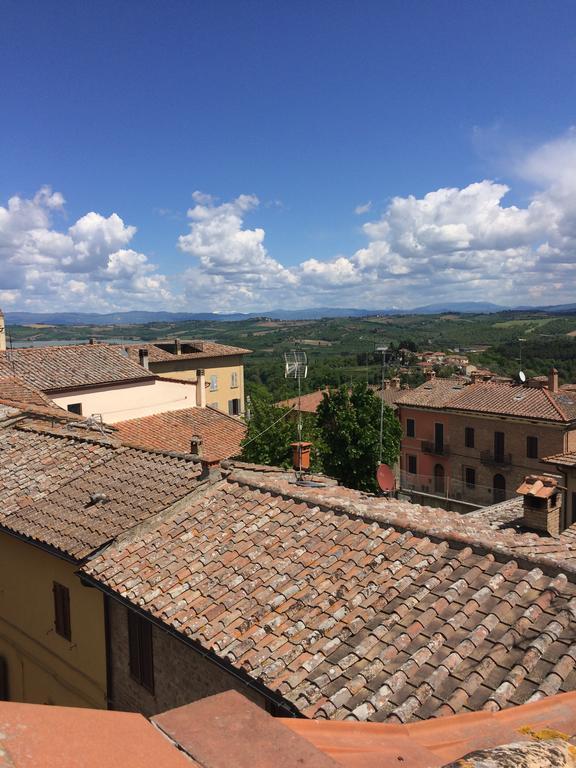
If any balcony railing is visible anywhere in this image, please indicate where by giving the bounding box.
[421,440,450,456]
[480,450,512,467]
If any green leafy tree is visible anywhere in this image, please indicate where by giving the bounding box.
[240,393,298,467]
[316,382,401,492]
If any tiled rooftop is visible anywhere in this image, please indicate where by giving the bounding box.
[543,450,576,468]
[0,374,70,418]
[0,344,154,392]
[278,385,406,414]
[113,405,246,463]
[83,465,576,723]
[0,419,203,560]
[122,340,251,364]
[398,378,576,422]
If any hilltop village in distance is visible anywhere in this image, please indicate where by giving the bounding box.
[3,304,576,766]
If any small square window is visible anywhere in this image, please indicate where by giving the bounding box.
[407,455,417,474]
[464,427,475,448]
[53,582,71,641]
[406,418,415,438]
[67,403,82,415]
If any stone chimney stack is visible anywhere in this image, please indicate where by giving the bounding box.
[425,370,436,381]
[190,435,203,457]
[391,377,401,390]
[174,338,182,356]
[0,309,5,352]
[196,369,206,408]
[516,474,563,536]
[383,379,391,390]
[139,348,149,370]
[548,367,559,393]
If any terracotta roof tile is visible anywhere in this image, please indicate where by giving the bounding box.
[0,344,153,392]
[83,468,576,723]
[0,419,203,560]
[113,406,245,462]
[398,378,576,422]
[122,340,251,364]
[0,375,71,418]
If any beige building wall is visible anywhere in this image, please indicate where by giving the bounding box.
[52,378,198,423]
[155,355,245,415]
[0,533,107,708]
[447,412,567,505]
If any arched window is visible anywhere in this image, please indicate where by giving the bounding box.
[434,463,445,494]
[493,474,506,503]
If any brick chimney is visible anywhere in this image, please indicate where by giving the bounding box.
[196,369,206,407]
[391,377,401,390]
[516,474,563,535]
[425,370,436,381]
[290,442,312,472]
[139,348,149,370]
[548,367,559,393]
[0,309,5,352]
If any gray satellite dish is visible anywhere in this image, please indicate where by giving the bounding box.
[519,371,526,383]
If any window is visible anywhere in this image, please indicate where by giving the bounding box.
[210,375,218,392]
[228,398,240,416]
[464,467,476,489]
[494,432,505,462]
[464,427,475,448]
[67,403,82,415]
[406,418,415,437]
[493,474,506,503]
[231,371,239,388]
[53,582,71,641]
[407,455,417,474]
[527,436,538,459]
[0,656,8,701]
[127,610,154,693]
[434,423,444,452]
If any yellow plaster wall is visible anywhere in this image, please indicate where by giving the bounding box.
[0,533,107,708]
[156,356,245,414]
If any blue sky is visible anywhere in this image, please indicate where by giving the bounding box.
[2,0,576,312]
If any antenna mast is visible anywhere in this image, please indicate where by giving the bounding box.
[376,344,389,464]
[284,346,308,477]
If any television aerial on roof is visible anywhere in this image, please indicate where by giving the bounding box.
[284,347,311,483]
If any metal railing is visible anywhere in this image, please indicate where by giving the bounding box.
[421,440,450,456]
[480,450,512,467]
[400,470,517,504]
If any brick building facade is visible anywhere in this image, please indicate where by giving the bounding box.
[398,371,576,507]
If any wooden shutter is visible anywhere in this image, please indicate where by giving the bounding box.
[0,656,8,700]
[53,583,71,641]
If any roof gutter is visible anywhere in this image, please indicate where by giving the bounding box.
[77,573,301,718]
[45,376,156,395]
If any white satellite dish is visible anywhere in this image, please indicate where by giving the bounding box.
[519,371,526,383]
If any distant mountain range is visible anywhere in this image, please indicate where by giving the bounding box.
[4,301,576,325]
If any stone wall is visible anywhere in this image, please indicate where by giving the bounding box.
[107,597,266,717]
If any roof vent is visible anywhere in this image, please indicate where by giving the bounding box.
[88,492,109,505]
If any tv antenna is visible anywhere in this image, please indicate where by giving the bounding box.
[284,347,308,477]
[376,344,389,465]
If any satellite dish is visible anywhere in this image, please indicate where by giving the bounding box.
[377,463,396,493]
[519,371,526,383]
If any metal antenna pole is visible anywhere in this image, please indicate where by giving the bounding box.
[377,345,388,464]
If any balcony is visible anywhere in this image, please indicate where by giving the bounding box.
[480,450,512,467]
[421,440,450,456]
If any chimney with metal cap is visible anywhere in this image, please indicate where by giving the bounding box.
[196,369,206,407]
[516,474,563,535]
[139,348,149,370]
